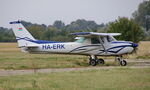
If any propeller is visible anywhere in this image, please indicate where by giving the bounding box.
[131,43,139,54]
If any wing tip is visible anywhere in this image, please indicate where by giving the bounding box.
[71,32,91,35]
[10,20,21,24]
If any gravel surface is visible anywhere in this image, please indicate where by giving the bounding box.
[0,59,150,76]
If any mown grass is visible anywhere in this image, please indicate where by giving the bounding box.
[0,43,120,70]
[0,43,90,69]
[0,52,89,69]
[0,68,150,90]
[0,42,149,70]
[128,41,150,59]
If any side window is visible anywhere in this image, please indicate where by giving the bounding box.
[91,37,100,44]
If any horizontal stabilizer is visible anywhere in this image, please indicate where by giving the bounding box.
[25,45,39,48]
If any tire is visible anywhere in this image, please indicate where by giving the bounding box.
[97,59,105,65]
[120,60,127,66]
[89,59,97,66]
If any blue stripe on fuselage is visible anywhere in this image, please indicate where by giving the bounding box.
[106,45,132,53]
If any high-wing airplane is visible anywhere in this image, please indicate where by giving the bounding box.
[10,21,138,66]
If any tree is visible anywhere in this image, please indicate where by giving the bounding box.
[0,27,16,42]
[132,0,150,30]
[53,20,65,29]
[108,17,144,43]
[0,20,106,42]
[65,19,98,31]
[26,25,45,40]
[41,27,57,40]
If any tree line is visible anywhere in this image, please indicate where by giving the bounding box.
[0,19,106,42]
[0,0,150,43]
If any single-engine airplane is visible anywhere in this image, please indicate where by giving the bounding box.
[10,21,138,66]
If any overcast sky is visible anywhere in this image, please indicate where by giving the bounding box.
[0,0,143,28]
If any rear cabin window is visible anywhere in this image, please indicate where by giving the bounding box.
[75,37,86,43]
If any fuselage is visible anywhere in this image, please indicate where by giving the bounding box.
[23,40,135,56]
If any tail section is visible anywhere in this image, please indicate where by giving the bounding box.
[10,21,36,47]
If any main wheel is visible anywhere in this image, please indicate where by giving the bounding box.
[97,59,105,65]
[89,59,97,66]
[120,60,127,66]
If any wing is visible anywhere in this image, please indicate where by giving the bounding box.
[71,32,121,37]
[71,32,121,54]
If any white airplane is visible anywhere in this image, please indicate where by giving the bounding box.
[10,21,138,66]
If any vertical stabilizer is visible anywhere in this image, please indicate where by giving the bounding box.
[10,21,35,47]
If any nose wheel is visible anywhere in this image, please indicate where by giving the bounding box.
[120,60,127,66]
[116,57,127,66]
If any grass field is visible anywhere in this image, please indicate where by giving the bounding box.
[0,43,89,69]
[0,68,150,90]
[0,42,150,90]
[128,41,150,59]
[0,41,150,70]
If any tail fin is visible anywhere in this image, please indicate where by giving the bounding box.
[10,21,36,47]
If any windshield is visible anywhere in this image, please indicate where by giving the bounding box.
[107,36,116,42]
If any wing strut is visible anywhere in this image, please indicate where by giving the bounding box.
[98,36,107,53]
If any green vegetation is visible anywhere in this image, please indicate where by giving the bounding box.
[137,55,150,59]
[132,0,150,40]
[0,42,150,70]
[0,43,89,70]
[133,1,150,30]
[0,19,104,42]
[0,49,88,70]
[108,17,144,43]
[0,68,150,90]
[21,19,103,41]
[0,43,120,70]
[0,27,15,42]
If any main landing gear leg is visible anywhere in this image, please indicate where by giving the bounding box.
[89,55,97,66]
[89,55,105,66]
[116,56,127,66]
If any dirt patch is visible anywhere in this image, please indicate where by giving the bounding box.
[0,59,150,76]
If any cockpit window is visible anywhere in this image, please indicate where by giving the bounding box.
[91,37,100,44]
[107,36,116,42]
